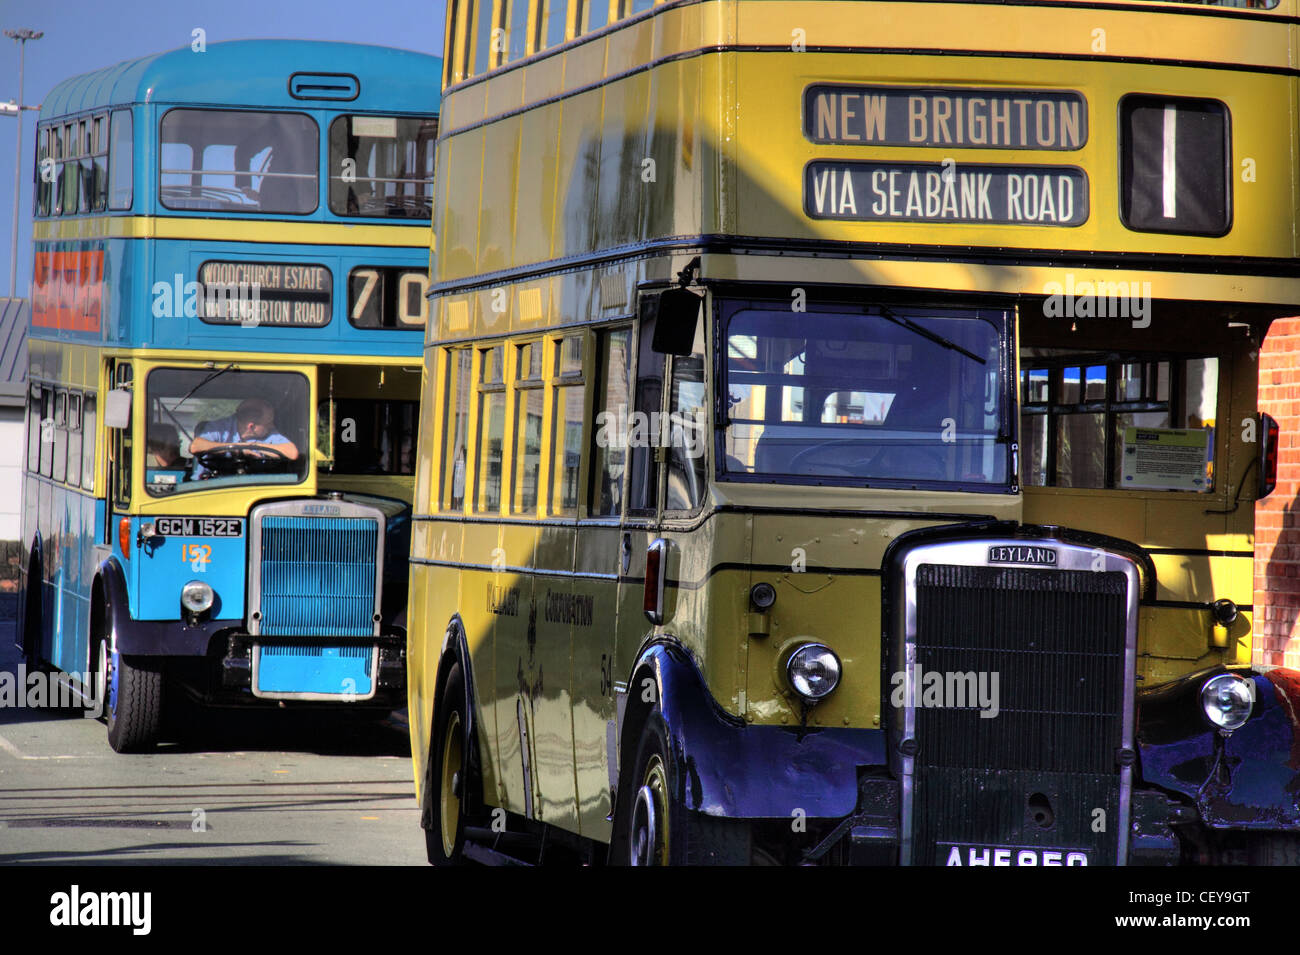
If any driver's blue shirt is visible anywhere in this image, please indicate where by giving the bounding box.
[191,415,292,479]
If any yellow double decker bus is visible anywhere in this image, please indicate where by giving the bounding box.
[408,0,1300,865]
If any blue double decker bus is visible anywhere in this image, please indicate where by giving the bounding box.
[19,40,440,751]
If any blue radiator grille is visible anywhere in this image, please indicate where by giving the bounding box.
[259,517,378,636]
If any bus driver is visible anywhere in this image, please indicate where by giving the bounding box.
[189,397,300,478]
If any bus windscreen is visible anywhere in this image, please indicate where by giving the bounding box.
[723,304,1009,487]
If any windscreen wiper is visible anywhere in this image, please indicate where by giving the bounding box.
[166,363,239,442]
[878,306,986,365]
[175,362,237,408]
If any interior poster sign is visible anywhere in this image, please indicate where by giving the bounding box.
[1121,427,1212,492]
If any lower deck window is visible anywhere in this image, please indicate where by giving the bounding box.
[1020,353,1218,492]
[144,367,309,496]
[722,301,1011,489]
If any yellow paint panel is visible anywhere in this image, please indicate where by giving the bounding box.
[511,106,560,267]
[562,31,607,93]
[485,63,526,121]
[733,51,1295,259]
[734,1,1292,68]
[32,215,428,248]
[478,121,521,275]
[594,69,650,251]
[552,87,604,259]
[439,128,485,281]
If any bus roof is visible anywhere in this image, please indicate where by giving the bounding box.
[39,39,441,119]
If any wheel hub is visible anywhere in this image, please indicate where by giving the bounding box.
[630,757,669,866]
[440,711,463,857]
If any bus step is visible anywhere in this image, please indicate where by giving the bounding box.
[463,840,533,867]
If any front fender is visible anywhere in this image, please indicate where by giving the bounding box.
[622,640,884,820]
[1138,666,1300,829]
[98,558,233,657]
[419,615,483,826]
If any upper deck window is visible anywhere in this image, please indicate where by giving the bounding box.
[470,0,500,77]
[108,109,133,211]
[722,302,1010,490]
[582,0,611,33]
[505,0,531,63]
[328,115,436,219]
[34,126,52,216]
[159,109,318,215]
[35,110,120,218]
[539,0,568,50]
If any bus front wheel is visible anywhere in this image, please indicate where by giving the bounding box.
[104,640,162,753]
[426,662,470,865]
[19,564,43,669]
[613,713,755,865]
[616,715,684,866]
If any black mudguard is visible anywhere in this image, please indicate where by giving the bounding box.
[98,558,233,657]
[621,640,885,820]
[1139,666,1300,830]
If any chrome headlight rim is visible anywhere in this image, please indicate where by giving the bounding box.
[180,579,215,615]
[786,642,841,703]
[1200,672,1254,733]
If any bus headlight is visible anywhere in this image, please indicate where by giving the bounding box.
[181,580,214,617]
[1201,674,1253,733]
[786,643,841,703]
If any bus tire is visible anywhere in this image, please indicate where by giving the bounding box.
[105,648,162,753]
[1251,835,1300,866]
[613,712,754,865]
[19,562,42,669]
[426,661,470,865]
[615,713,686,865]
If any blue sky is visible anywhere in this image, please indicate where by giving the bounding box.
[0,0,446,296]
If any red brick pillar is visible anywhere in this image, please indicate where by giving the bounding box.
[1255,317,1300,668]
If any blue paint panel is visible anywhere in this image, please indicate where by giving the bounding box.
[134,525,247,621]
[41,41,441,121]
[256,644,373,695]
[52,486,96,676]
[141,241,425,357]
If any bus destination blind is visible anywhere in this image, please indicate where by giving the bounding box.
[803,161,1088,226]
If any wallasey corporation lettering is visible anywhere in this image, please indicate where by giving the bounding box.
[544,589,594,627]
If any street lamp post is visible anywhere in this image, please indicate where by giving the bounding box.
[5,27,43,298]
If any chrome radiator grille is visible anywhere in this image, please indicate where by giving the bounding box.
[248,501,384,639]
[914,564,1127,774]
[895,538,1140,866]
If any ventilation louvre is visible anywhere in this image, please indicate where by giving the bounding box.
[288,72,360,101]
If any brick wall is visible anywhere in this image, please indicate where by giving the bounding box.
[1255,317,1300,669]
[0,539,20,592]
